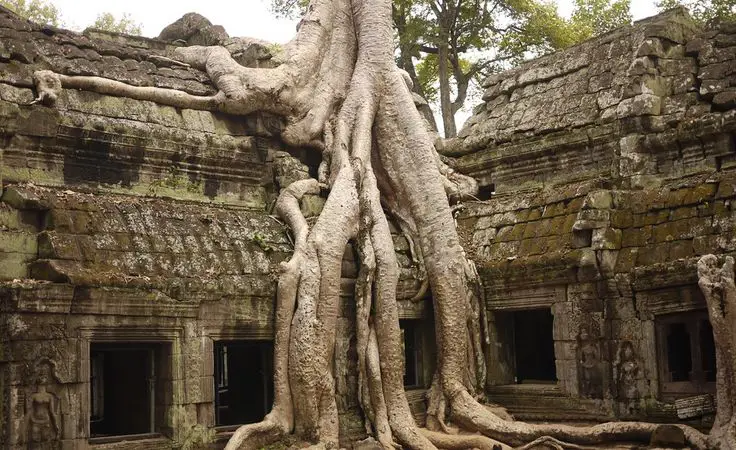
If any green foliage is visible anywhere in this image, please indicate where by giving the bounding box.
[92,12,142,35]
[1,0,146,35]
[268,0,633,134]
[269,0,309,19]
[147,167,202,197]
[415,54,439,103]
[0,0,61,26]
[657,0,735,23]
[568,0,632,42]
[497,0,577,64]
[250,232,275,252]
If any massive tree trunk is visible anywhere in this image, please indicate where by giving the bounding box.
[698,255,736,450]
[32,0,716,448]
[437,31,457,138]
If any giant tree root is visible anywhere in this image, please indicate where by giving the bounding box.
[30,0,721,448]
[698,255,736,450]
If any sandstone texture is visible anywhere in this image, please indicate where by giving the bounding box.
[454,7,736,427]
[0,3,734,449]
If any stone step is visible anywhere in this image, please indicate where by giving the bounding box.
[487,384,612,422]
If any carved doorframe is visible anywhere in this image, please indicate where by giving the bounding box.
[77,326,183,443]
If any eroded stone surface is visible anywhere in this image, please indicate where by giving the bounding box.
[452,7,735,429]
[0,3,734,448]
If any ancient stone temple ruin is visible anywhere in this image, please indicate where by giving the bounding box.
[0,4,734,449]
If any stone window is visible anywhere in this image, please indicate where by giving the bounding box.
[401,320,423,388]
[89,343,170,441]
[476,183,495,201]
[214,341,273,426]
[657,311,716,398]
[495,309,557,384]
[400,319,435,389]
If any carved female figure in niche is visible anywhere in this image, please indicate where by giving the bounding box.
[578,325,603,398]
[24,359,61,449]
[614,341,640,401]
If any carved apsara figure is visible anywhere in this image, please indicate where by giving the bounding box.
[23,359,61,449]
[614,341,639,401]
[578,325,603,398]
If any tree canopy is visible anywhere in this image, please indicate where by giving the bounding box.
[658,0,736,23]
[91,12,142,35]
[0,0,142,35]
[270,0,632,137]
[0,0,60,27]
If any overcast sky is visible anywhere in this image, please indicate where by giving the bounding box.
[53,0,661,41]
[50,0,662,132]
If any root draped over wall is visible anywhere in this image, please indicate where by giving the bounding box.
[30,1,732,449]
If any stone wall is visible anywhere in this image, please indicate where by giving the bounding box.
[450,8,735,193]
[454,8,736,425]
[0,6,435,449]
[1,3,735,448]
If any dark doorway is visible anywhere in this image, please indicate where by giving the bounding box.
[400,320,424,388]
[657,311,717,396]
[214,341,274,426]
[90,343,158,438]
[512,309,557,383]
[666,322,692,382]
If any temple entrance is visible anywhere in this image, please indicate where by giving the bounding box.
[513,309,556,383]
[214,341,274,426]
[491,308,557,385]
[90,343,159,438]
[657,311,717,398]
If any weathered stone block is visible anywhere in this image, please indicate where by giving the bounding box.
[713,89,736,109]
[578,248,599,280]
[636,38,666,58]
[700,78,729,96]
[301,194,326,218]
[1,185,46,210]
[0,204,37,232]
[17,107,59,137]
[622,226,652,248]
[683,183,717,204]
[592,228,622,250]
[0,251,30,279]
[669,240,694,260]
[0,230,36,254]
[597,250,619,274]
[693,234,721,255]
[669,206,697,221]
[38,231,81,260]
[635,242,670,266]
[573,209,610,230]
[582,191,612,210]
[616,94,662,118]
[610,211,633,229]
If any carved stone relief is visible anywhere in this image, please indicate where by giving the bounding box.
[614,341,640,402]
[22,358,62,449]
[577,323,603,398]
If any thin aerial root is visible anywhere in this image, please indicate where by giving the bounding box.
[426,377,456,435]
[32,70,229,110]
[366,326,397,449]
[450,390,709,449]
[355,232,377,434]
[224,416,285,450]
[270,178,321,433]
[421,429,510,450]
[275,179,322,248]
[514,436,598,450]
